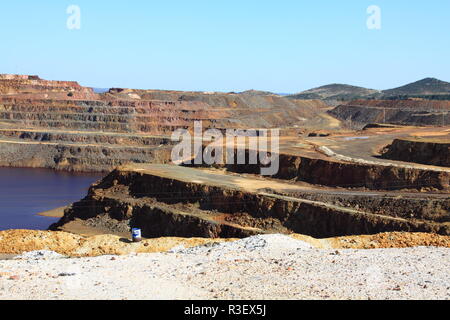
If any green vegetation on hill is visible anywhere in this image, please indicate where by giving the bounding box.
[289,78,450,102]
[382,78,450,97]
[287,84,380,102]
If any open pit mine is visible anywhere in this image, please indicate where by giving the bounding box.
[0,74,449,242]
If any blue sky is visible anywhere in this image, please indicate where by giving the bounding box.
[0,1,449,93]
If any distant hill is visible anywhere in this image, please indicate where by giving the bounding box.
[287,84,380,102]
[382,78,450,98]
[289,78,450,102]
[238,89,279,96]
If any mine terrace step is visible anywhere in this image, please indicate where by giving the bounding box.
[51,164,450,238]
[0,136,173,149]
[0,111,221,122]
[0,104,226,114]
[0,129,174,146]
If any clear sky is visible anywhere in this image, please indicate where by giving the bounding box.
[0,1,449,93]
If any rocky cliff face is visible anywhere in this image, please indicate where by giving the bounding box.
[50,165,450,239]
[0,74,96,98]
[382,138,450,167]
[195,149,450,191]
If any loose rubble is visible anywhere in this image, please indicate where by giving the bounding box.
[14,250,66,261]
[0,234,448,300]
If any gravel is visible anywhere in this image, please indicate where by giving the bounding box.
[13,250,66,261]
[173,234,313,258]
[0,234,449,300]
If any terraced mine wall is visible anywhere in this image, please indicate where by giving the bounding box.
[0,74,96,98]
[0,96,231,171]
[329,99,450,127]
[0,80,327,172]
[51,167,450,238]
[349,99,450,110]
[284,191,450,223]
[190,149,450,191]
[0,98,224,134]
[106,88,326,128]
[0,141,173,172]
[108,88,326,112]
[381,139,450,167]
[0,130,173,146]
[0,74,330,172]
[278,154,449,190]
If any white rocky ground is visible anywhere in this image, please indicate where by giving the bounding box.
[0,235,449,300]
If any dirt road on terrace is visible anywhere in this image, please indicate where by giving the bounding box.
[306,126,450,171]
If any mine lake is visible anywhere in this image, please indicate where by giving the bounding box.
[0,167,101,230]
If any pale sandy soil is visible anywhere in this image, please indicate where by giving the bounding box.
[0,230,233,257]
[37,206,66,218]
[1,230,450,257]
[0,234,449,300]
